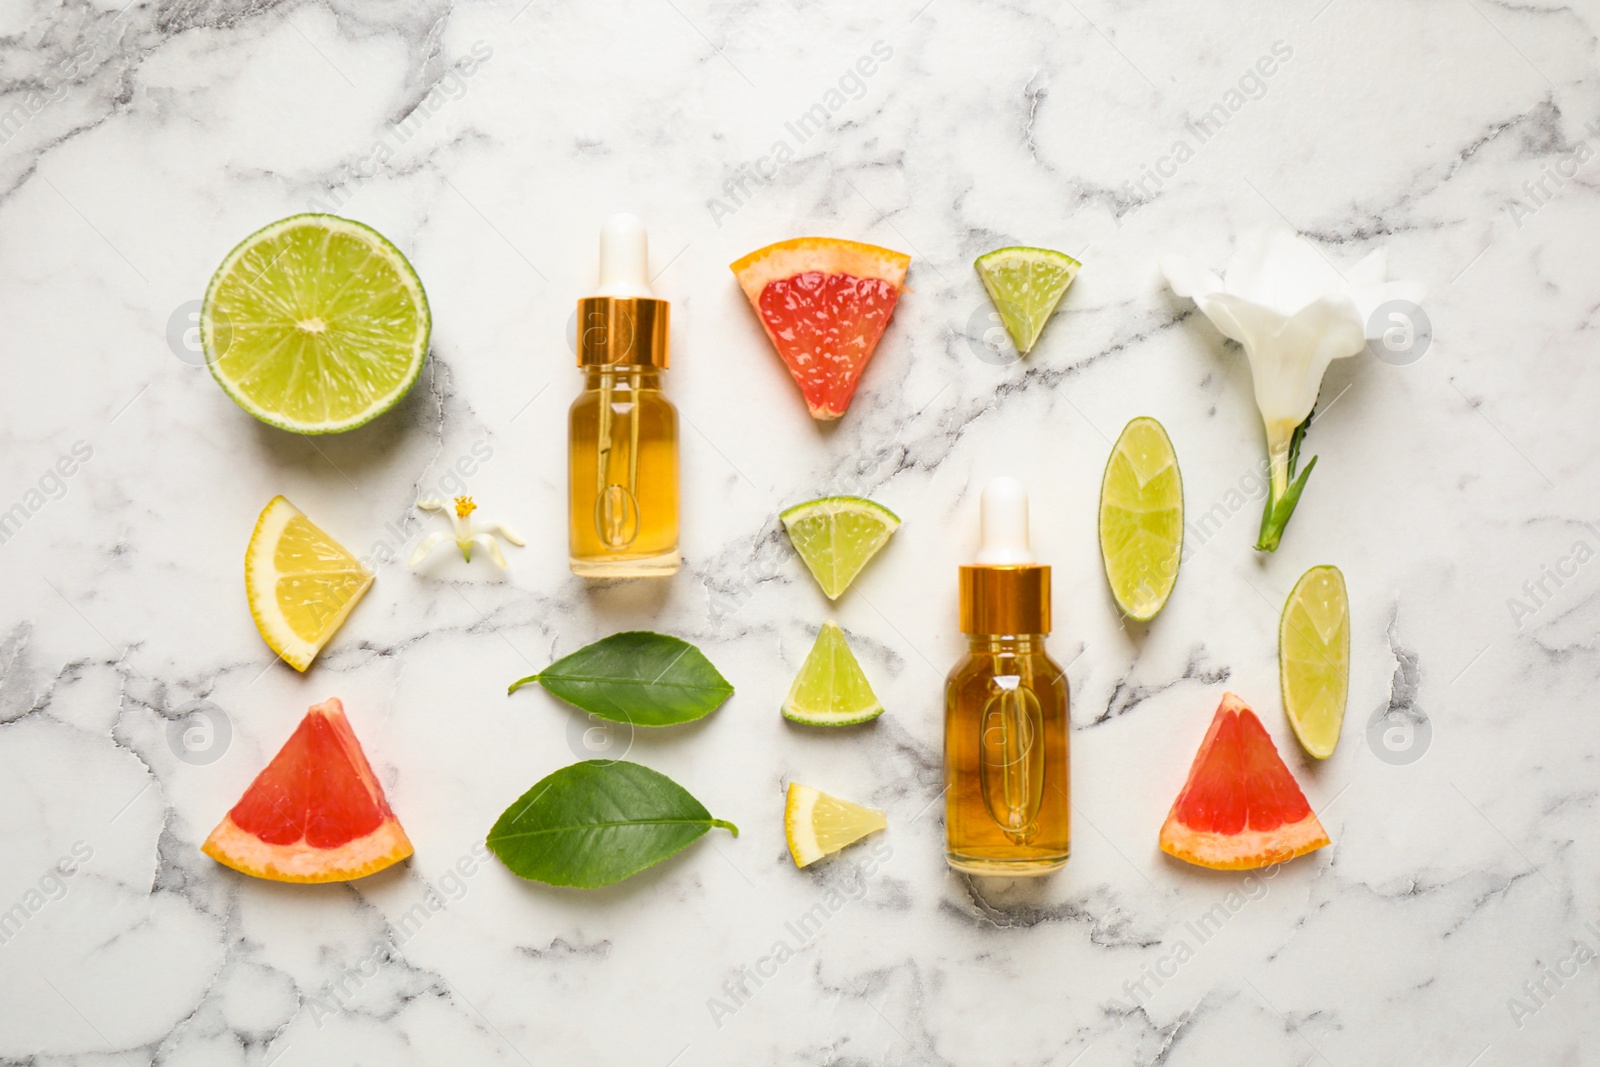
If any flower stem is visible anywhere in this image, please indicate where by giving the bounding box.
[1255,415,1316,552]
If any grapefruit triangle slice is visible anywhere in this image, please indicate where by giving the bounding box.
[1159,692,1330,870]
[731,237,910,420]
[203,698,412,883]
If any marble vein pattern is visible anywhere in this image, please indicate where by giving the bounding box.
[1,0,1598,1063]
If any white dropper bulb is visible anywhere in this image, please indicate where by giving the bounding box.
[974,477,1035,565]
[594,212,654,298]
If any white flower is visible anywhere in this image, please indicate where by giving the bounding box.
[408,496,524,568]
[1161,224,1424,550]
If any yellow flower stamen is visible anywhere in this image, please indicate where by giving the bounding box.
[454,496,477,519]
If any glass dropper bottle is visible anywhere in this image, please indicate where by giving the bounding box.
[567,214,680,577]
[944,477,1071,875]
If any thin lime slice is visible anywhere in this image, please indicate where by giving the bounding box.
[974,245,1081,355]
[784,782,886,867]
[203,214,430,433]
[1280,565,1350,759]
[780,496,900,600]
[1099,417,1183,621]
[782,622,883,726]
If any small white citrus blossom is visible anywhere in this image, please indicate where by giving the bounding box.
[1161,224,1424,551]
[408,496,524,568]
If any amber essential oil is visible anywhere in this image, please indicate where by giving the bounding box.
[944,478,1071,875]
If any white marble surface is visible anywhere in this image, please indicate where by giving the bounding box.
[2,0,1598,1063]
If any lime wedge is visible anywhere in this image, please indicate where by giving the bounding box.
[782,622,883,726]
[1098,416,1183,621]
[1280,565,1350,759]
[203,214,430,433]
[974,246,1081,355]
[784,782,886,867]
[780,496,900,600]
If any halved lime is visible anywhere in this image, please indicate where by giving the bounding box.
[784,782,886,867]
[1280,565,1350,759]
[1098,417,1182,621]
[202,214,430,433]
[974,245,1081,355]
[780,496,900,600]
[783,621,883,726]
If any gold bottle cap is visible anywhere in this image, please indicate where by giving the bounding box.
[575,296,669,368]
[960,479,1050,634]
[959,564,1051,635]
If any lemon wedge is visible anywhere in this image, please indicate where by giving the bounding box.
[245,496,373,671]
[784,782,886,868]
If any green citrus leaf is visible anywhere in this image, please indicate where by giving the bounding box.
[487,761,738,888]
[508,631,734,726]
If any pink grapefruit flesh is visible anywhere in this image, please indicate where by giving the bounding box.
[203,698,412,883]
[1159,692,1330,870]
[731,237,910,420]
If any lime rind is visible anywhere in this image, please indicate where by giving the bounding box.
[203,214,431,434]
[974,245,1081,355]
[783,622,883,726]
[1279,565,1350,759]
[1098,417,1183,621]
[779,496,901,600]
[778,495,901,526]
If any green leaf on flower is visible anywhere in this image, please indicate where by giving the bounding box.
[1256,454,1318,552]
[1286,411,1311,481]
